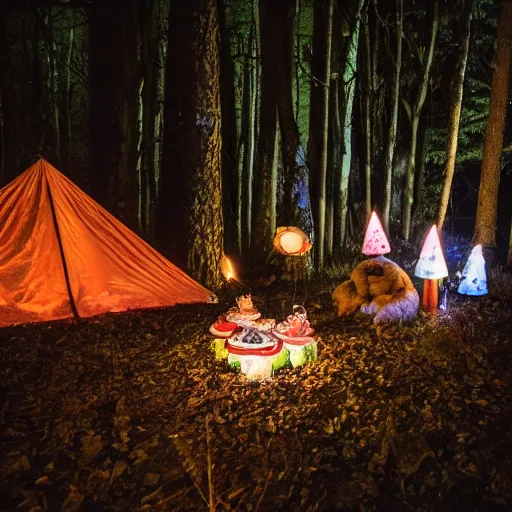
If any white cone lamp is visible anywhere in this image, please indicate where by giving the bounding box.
[414,225,449,313]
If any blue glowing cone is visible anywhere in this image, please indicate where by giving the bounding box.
[457,244,488,296]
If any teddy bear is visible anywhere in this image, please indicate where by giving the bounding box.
[332,256,419,324]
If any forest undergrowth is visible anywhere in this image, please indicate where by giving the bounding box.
[1,265,512,511]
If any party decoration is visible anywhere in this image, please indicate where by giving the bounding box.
[414,225,449,313]
[458,244,488,296]
[273,226,312,256]
[274,305,317,367]
[362,211,391,256]
[414,225,449,280]
[209,298,317,380]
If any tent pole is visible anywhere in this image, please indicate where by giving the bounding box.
[46,175,80,320]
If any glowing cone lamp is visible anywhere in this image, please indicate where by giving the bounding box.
[458,244,488,296]
[362,211,391,256]
[414,225,449,313]
[273,226,312,256]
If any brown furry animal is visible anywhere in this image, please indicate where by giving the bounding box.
[332,256,419,324]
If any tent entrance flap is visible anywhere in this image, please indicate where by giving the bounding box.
[45,175,80,320]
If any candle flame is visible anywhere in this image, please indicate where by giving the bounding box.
[221,255,235,281]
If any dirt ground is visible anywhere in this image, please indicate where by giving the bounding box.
[1,274,512,511]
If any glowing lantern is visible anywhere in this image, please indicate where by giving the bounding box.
[458,244,488,296]
[221,255,235,281]
[273,226,312,256]
[362,211,391,256]
[414,225,449,313]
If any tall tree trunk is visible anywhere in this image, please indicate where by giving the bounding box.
[61,25,74,167]
[382,0,402,233]
[251,0,277,257]
[274,0,311,233]
[138,0,156,237]
[243,6,259,255]
[295,0,301,121]
[363,5,372,221]
[316,0,334,271]
[0,0,10,185]
[31,8,44,156]
[307,0,327,256]
[438,0,473,231]
[401,0,438,240]
[338,0,364,250]
[158,0,224,288]
[89,0,139,229]
[327,75,341,261]
[46,8,61,163]
[473,0,512,250]
[271,112,280,236]
[153,0,169,218]
[236,51,250,254]
[218,0,237,254]
[414,112,429,217]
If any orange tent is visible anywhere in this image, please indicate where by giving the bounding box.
[0,158,216,327]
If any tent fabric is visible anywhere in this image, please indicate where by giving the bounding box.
[0,159,216,327]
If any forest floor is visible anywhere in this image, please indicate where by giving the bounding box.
[1,265,512,511]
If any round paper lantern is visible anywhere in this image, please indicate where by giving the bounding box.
[280,231,303,254]
[273,226,312,256]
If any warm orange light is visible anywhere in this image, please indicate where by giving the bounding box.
[273,226,312,256]
[0,158,215,327]
[221,255,235,281]
[280,231,303,254]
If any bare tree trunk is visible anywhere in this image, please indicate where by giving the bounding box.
[159,0,224,288]
[382,0,402,234]
[236,51,250,254]
[473,0,512,249]
[218,0,237,253]
[438,0,473,231]
[139,0,156,236]
[414,114,429,217]
[47,9,60,163]
[274,0,309,229]
[363,5,372,222]
[243,6,259,255]
[508,215,512,265]
[251,0,277,258]
[402,0,438,240]
[338,0,364,250]
[316,0,334,271]
[295,0,301,120]
[271,111,280,236]
[0,0,8,185]
[327,76,341,261]
[307,0,327,258]
[89,0,140,229]
[62,26,74,165]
